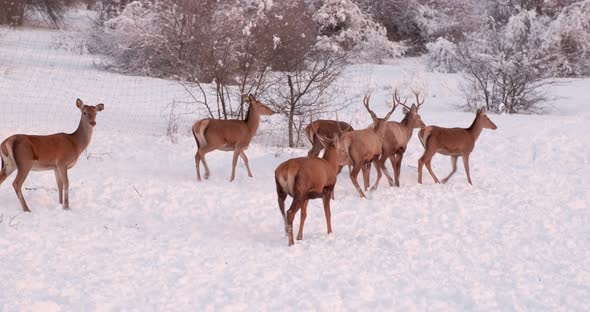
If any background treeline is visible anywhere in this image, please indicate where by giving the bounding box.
[2,0,589,121]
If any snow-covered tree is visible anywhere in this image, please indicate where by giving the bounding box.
[313,0,406,62]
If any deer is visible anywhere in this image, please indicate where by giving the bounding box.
[275,132,349,246]
[304,119,354,157]
[372,89,426,189]
[417,107,497,185]
[0,99,104,212]
[339,95,397,198]
[192,94,274,182]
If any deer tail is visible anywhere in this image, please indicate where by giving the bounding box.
[418,127,431,148]
[192,119,210,149]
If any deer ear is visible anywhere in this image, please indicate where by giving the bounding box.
[96,103,104,111]
[248,94,256,102]
[411,104,417,111]
[481,106,487,114]
[76,98,84,109]
[403,107,409,114]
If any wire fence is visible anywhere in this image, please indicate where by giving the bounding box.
[0,25,410,148]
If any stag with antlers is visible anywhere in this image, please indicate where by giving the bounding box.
[339,95,397,198]
[275,131,349,246]
[192,94,274,182]
[372,89,426,189]
[417,107,497,185]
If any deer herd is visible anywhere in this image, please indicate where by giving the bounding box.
[0,92,497,246]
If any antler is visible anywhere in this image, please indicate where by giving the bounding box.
[393,89,410,110]
[362,95,378,121]
[383,95,398,121]
[411,88,425,109]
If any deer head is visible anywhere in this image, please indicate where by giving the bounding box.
[395,89,425,129]
[76,98,104,127]
[317,133,349,167]
[363,95,397,134]
[244,94,274,116]
[476,107,497,130]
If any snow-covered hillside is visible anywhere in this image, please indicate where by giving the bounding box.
[1,23,589,311]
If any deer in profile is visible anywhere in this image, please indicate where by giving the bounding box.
[417,107,497,185]
[339,95,397,198]
[304,119,354,157]
[192,94,274,182]
[275,131,349,246]
[0,99,104,212]
[372,89,425,189]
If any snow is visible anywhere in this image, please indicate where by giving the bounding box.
[1,23,590,311]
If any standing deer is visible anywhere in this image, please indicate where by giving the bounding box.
[339,95,397,198]
[304,119,354,157]
[275,133,348,246]
[417,107,497,185]
[192,94,274,182]
[372,90,426,189]
[0,99,104,212]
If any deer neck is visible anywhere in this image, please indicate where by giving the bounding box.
[322,147,341,175]
[245,106,261,135]
[467,117,484,141]
[71,118,94,153]
[400,117,415,140]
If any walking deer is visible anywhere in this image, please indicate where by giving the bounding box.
[417,107,497,185]
[275,133,348,246]
[304,119,354,157]
[192,94,274,182]
[0,99,104,212]
[339,95,397,198]
[372,90,425,189]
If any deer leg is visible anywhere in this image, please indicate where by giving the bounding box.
[370,157,385,191]
[419,148,439,184]
[54,169,63,205]
[12,163,33,213]
[0,163,16,186]
[425,159,440,184]
[194,151,202,181]
[462,154,473,185]
[57,166,70,209]
[442,156,458,184]
[394,153,404,187]
[349,163,366,198]
[240,151,253,178]
[322,191,333,234]
[296,200,309,240]
[276,179,288,234]
[229,149,241,182]
[372,158,385,191]
[286,199,302,246]
[361,161,371,191]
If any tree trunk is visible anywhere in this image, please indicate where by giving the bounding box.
[287,75,296,148]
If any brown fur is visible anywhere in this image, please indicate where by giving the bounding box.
[417,107,497,185]
[192,94,274,182]
[304,120,354,157]
[275,135,348,246]
[339,95,397,198]
[0,99,104,212]
[373,98,426,189]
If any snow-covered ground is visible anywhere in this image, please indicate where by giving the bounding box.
[1,20,589,311]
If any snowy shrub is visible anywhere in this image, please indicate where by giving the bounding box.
[313,0,406,62]
[425,37,462,73]
[456,11,555,114]
[542,0,590,76]
[0,0,80,26]
[87,1,171,77]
